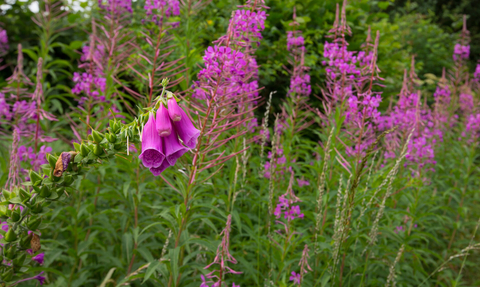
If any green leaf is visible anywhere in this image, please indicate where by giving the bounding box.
[169,247,180,286]
[99,268,116,287]
[142,260,161,283]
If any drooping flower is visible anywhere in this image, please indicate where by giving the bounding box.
[164,126,188,166]
[156,104,172,137]
[32,252,45,265]
[167,98,182,122]
[139,113,165,168]
[150,159,171,176]
[170,104,200,149]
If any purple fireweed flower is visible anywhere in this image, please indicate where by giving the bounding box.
[453,44,469,61]
[0,28,8,54]
[459,93,474,115]
[156,104,172,137]
[297,179,310,187]
[98,0,132,14]
[171,105,200,149]
[462,113,480,142]
[0,93,13,121]
[167,98,182,122]
[290,271,301,284]
[32,252,45,265]
[144,0,180,18]
[274,192,304,221]
[139,113,165,168]
[18,145,52,172]
[474,63,480,81]
[164,126,188,165]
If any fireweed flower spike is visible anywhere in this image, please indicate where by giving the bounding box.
[139,113,165,168]
[168,100,200,149]
[156,104,172,137]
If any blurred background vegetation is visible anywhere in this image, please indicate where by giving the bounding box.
[0,0,478,112]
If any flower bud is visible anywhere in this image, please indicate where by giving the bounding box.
[106,133,117,143]
[156,104,172,137]
[20,233,33,249]
[47,154,58,169]
[63,175,74,186]
[73,142,81,153]
[5,228,17,242]
[29,171,43,186]
[167,98,182,122]
[39,186,51,198]
[5,244,16,259]
[92,130,104,144]
[2,190,12,200]
[31,203,43,214]
[27,217,42,230]
[80,143,90,157]
[11,208,21,222]
[93,144,104,156]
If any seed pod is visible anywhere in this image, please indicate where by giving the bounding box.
[31,233,41,253]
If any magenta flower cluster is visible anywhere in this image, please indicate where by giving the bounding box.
[274,193,304,222]
[144,0,180,17]
[463,113,480,142]
[287,31,304,51]
[18,145,52,172]
[98,0,132,14]
[263,148,288,179]
[72,45,107,104]
[139,98,199,176]
[453,44,469,61]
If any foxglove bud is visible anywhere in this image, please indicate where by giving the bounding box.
[20,233,33,249]
[73,142,81,153]
[11,208,21,222]
[80,144,90,157]
[167,98,182,122]
[47,154,58,168]
[29,171,43,186]
[5,228,17,242]
[92,130,104,143]
[156,104,173,137]
[39,186,51,198]
[94,144,103,156]
[19,188,31,202]
[27,217,41,230]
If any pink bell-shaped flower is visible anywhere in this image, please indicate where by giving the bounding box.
[150,159,171,176]
[167,98,182,122]
[164,125,188,165]
[169,102,200,149]
[139,113,165,168]
[156,104,172,137]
